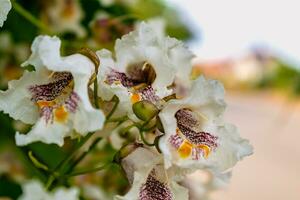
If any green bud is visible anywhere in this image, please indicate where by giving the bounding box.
[113,143,143,164]
[132,100,159,121]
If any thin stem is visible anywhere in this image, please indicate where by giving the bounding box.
[93,78,100,109]
[67,137,102,173]
[140,131,155,146]
[11,0,52,34]
[106,96,119,120]
[45,175,56,190]
[64,163,112,177]
[45,132,94,189]
[57,132,94,173]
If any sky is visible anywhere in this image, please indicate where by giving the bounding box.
[166,0,300,67]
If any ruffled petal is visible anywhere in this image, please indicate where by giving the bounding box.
[15,118,70,146]
[0,0,11,27]
[0,71,47,124]
[18,180,79,200]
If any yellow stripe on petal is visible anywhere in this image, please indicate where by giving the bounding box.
[178,141,192,159]
[37,101,55,108]
[54,106,68,123]
[197,144,211,159]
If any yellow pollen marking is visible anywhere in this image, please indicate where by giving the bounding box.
[131,93,141,103]
[197,144,211,158]
[178,141,192,158]
[37,101,55,108]
[54,106,68,123]
[176,128,212,159]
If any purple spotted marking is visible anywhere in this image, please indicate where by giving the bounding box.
[40,106,54,124]
[29,72,73,102]
[139,170,172,200]
[139,86,160,103]
[169,133,184,149]
[106,68,160,103]
[177,124,218,149]
[65,92,80,113]
[106,69,135,87]
[175,109,200,129]
[192,147,202,160]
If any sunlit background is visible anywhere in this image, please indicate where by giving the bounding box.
[168,1,300,200]
[0,0,300,199]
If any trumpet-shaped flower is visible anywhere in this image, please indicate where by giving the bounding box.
[18,180,79,200]
[115,147,189,200]
[97,20,194,119]
[0,35,105,146]
[159,76,253,171]
[0,0,11,27]
[43,0,86,37]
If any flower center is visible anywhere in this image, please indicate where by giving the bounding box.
[169,108,218,160]
[139,168,172,200]
[29,72,80,124]
[106,62,159,103]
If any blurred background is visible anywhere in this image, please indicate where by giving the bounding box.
[0,0,299,199]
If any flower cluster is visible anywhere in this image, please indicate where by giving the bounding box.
[0,17,252,200]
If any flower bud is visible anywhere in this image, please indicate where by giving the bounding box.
[132,100,159,121]
[113,143,143,164]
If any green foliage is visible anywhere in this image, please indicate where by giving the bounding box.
[0,175,22,199]
[258,59,300,96]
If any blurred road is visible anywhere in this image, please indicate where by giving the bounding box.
[214,92,300,200]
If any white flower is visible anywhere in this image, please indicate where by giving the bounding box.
[0,0,11,27]
[97,20,193,119]
[82,184,113,200]
[0,35,105,146]
[181,170,231,200]
[115,147,189,200]
[18,180,79,200]
[159,76,253,171]
[43,0,86,37]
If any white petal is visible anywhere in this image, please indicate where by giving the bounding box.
[0,71,47,124]
[165,37,194,86]
[0,0,11,27]
[96,49,120,101]
[121,147,161,185]
[18,180,79,200]
[115,22,175,97]
[18,180,50,200]
[53,187,79,200]
[206,123,253,171]
[15,119,70,146]
[170,181,189,200]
